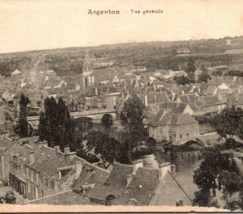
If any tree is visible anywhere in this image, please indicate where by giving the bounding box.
[198,73,211,83]
[120,92,147,162]
[102,114,113,129]
[186,59,196,80]
[85,131,120,169]
[39,96,76,151]
[193,148,239,207]
[213,106,243,143]
[14,94,30,138]
[173,75,191,85]
[38,111,47,141]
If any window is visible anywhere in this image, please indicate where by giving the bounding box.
[187,133,189,137]
[41,190,44,197]
[180,134,182,139]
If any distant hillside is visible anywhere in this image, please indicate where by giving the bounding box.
[1,35,243,77]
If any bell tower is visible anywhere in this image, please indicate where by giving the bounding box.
[82,50,94,86]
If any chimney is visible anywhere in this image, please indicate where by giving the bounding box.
[64,147,76,164]
[37,140,48,149]
[64,147,70,154]
[127,174,133,187]
[95,87,98,96]
[54,146,60,155]
[75,161,82,180]
[29,151,35,165]
[132,159,143,175]
[154,94,157,104]
[158,162,171,180]
[145,94,148,107]
[181,90,184,95]
[136,76,139,87]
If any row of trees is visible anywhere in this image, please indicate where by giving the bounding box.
[38,97,76,151]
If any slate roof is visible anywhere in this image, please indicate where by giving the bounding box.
[26,190,91,205]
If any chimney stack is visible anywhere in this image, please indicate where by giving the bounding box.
[64,147,70,154]
[37,140,48,149]
[75,161,82,180]
[132,159,143,175]
[54,146,60,155]
[158,162,171,180]
[64,147,76,164]
[145,94,148,107]
[29,151,35,165]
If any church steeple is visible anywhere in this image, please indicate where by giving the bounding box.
[82,50,94,86]
[82,50,93,74]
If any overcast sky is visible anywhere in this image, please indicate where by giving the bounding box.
[0,0,242,53]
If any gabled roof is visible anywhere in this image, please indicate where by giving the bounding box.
[112,167,160,206]
[104,163,133,189]
[11,69,21,75]
[72,162,109,190]
[207,85,217,95]
[150,111,197,126]
[149,172,192,206]
[147,92,170,105]
[0,137,15,155]
[177,94,202,111]
[158,102,189,114]
[201,96,223,107]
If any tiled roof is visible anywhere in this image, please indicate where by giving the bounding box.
[201,96,223,107]
[113,167,160,206]
[158,102,188,114]
[149,173,192,206]
[104,163,133,189]
[207,85,217,95]
[17,136,39,148]
[86,184,124,201]
[150,111,197,126]
[147,92,170,104]
[27,190,91,205]
[0,138,15,154]
[72,162,109,189]
[178,94,202,111]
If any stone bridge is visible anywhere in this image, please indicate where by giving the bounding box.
[27,109,117,130]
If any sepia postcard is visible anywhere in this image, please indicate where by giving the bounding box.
[0,0,243,212]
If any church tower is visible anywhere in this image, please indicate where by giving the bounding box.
[82,51,94,86]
